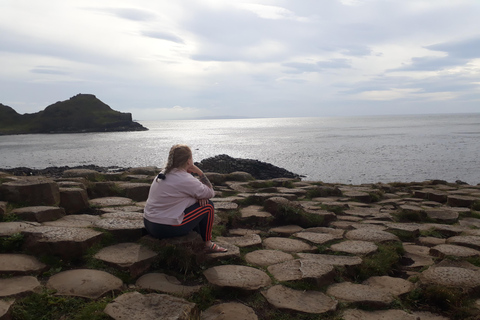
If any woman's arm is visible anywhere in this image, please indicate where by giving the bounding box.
[187,164,213,189]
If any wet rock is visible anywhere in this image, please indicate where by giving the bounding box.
[104,291,197,320]
[262,285,337,314]
[46,269,123,299]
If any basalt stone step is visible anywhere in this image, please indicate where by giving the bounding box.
[267,259,335,285]
[135,273,202,297]
[269,225,304,235]
[446,235,480,250]
[0,276,41,298]
[419,262,480,290]
[46,269,124,299]
[296,253,362,267]
[100,211,143,220]
[0,221,41,237]
[22,225,103,259]
[94,217,145,241]
[0,254,47,275]
[42,214,101,228]
[262,285,337,314]
[262,237,316,253]
[216,234,262,247]
[10,206,65,223]
[0,299,14,320]
[244,249,294,267]
[89,196,134,208]
[362,276,415,297]
[240,205,272,218]
[326,282,395,307]
[104,291,197,320]
[345,228,400,243]
[203,265,271,290]
[59,187,89,214]
[293,231,336,244]
[116,182,150,202]
[94,242,157,277]
[429,244,480,258]
[330,240,378,255]
[201,302,258,320]
[0,177,60,206]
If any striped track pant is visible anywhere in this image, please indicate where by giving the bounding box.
[143,200,214,241]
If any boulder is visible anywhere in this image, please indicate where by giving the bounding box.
[116,182,150,202]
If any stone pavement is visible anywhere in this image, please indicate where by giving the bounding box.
[1,168,480,319]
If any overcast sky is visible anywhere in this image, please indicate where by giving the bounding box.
[1,0,480,120]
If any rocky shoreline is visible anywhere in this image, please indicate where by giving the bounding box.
[1,166,480,319]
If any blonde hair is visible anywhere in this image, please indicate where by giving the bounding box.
[164,144,192,175]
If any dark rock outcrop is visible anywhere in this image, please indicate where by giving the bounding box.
[197,154,301,180]
[0,94,147,135]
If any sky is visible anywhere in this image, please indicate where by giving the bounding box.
[1,0,480,120]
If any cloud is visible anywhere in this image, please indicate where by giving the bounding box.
[134,105,203,120]
[85,7,157,21]
[141,31,184,43]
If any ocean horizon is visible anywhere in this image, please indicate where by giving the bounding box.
[1,113,479,185]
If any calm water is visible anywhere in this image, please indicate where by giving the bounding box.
[1,114,479,185]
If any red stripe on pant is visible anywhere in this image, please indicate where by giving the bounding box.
[173,204,214,241]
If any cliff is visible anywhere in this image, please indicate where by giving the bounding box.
[0,94,148,134]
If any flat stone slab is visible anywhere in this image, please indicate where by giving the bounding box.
[214,201,239,210]
[89,197,134,207]
[326,282,395,307]
[330,240,378,255]
[203,265,271,290]
[104,291,197,320]
[345,229,400,242]
[342,309,450,320]
[46,269,123,299]
[304,227,345,239]
[10,206,65,223]
[0,221,41,237]
[0,276,41,297]
[293,231,336,244]
[240,205,273,218]
[363,276,415,296]
[42,214,101,228]
[425,208,459,223]
[136,273,202,297]
[267,259,335,283]
[446,235,480,250]
[94,218,145,241]
[0,299,15,319]
[297,253,362,267]
[262,285,337,314]
[263,237,316,253]
[94,243,157,277]
[430,244,480,258]
[201,302,258,320]
[22,225,103,259]
[0,254,47,275]
[269,225,304,235]
[403,244,434,269]
[420,265,480,289]
[245,249,294,267]
[216,234,262,247]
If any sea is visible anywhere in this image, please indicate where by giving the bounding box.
[1,113,479,185]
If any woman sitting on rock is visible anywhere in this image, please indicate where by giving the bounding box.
[143,144,227,253]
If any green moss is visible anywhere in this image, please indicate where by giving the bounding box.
[354,242,404,282]
[0,232,24,253]
[274,204,325,228]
